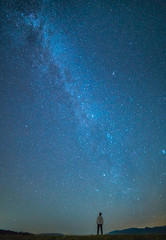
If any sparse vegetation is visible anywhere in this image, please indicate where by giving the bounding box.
[0,234,166,240]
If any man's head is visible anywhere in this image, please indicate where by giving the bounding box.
[99,212,102,216]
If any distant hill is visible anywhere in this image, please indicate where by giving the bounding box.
[1,225,166,236]
[0,229,33,235]
[108,225,166,235]
[39,233,64,236]
[0,229,63,237]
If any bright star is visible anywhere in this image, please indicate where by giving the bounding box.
[162,149,166,154]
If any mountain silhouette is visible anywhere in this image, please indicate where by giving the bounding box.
[0,229,63,236]
[0,229,33,235]
[107,225,166,235]
[1,225,166,236]
[39,233,64,236]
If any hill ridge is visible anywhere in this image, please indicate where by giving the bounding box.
[108,225,166,235]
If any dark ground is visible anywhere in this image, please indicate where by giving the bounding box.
[0,234,166,240]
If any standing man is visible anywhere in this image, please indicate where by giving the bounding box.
[96,212,103,235]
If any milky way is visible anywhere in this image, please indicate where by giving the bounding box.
[0,0,166,235]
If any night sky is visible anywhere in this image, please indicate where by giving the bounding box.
[0,0,166,235]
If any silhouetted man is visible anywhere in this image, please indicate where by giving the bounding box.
[96,212,103,235]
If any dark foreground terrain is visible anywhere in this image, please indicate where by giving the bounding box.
[0,234,166,240]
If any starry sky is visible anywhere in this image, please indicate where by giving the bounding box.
[0,0,166,235]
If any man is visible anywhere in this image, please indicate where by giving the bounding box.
[96,212,103,235]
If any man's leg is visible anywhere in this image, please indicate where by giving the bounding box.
[97,224,99,235]
[101,224,103,235]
